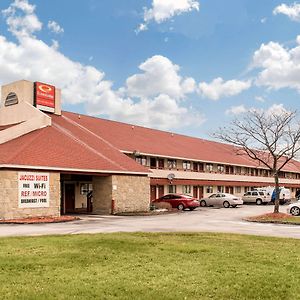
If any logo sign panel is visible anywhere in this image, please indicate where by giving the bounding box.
[34,82,55,113]
[18,172,50,208]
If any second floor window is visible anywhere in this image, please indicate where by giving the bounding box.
[183,161,191,170]
[206,164,213,172]
[217,165,224,173]
[168,159,177,169]
[135,156,147,166]
[168,185,176,193]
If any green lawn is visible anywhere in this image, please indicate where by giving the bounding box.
[0,233,299,300]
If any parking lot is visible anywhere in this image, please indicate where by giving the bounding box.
[1,204,300,239]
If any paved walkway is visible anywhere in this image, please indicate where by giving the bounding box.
[0,205,300,239]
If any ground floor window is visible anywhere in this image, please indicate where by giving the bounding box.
[217,186,224,193]
[206,186,213,193]
[80,183,93,195]
[235,186,241,193]
[168,185,176,193]
[183,185,191,194]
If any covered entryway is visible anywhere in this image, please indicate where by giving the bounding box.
[61,174,94,215]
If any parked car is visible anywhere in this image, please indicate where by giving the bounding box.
[152,194,200,210]
[199,193,243,208]
[287,201,300,216]
[242,190,271,205]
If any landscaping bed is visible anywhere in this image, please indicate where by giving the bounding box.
[0,215,79,224]
[245,212,300,225]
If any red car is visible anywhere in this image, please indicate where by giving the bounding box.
[152,194,200,210]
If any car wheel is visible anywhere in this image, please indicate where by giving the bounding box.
[177,204,185,211]
[223,201,230,208]
[290,206,300,216]
[256,199,263,205]
[200,200,207,207]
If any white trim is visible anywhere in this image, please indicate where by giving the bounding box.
[0,164,150,176]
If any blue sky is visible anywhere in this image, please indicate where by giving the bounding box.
[0,0,300,138]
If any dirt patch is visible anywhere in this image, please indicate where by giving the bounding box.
[245,212,300,225]
[0,215,80,224]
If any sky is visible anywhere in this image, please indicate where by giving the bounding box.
[0,0,300,139]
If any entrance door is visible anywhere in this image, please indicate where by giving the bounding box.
[199,186,204,199]
[150,158,157,169]
[193,186,198,198]
[150,185,156,200]
[65,184,75,213]
[158,185,164,198]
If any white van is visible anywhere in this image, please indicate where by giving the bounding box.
[242,190,271,205]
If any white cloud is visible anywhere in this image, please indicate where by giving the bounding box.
[273,3,300,22]
[126,55,196,99]
[137,0,200,32]
[252,36,300,91]
[261,17,267,24]
[225,105,247,115]
[265,103,289,117]
[255,96,266,103]
[2,0,42,38]
[48,20,64,34]
[0,0,205,130]
[198,77,251,100]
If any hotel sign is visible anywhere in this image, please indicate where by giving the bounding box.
[18,172,50,208]
[34,82,55,113]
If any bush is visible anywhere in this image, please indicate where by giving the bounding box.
[153,202,172,210]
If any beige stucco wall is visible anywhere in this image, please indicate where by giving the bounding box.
[0,170,60,220]
[92,175,150,214]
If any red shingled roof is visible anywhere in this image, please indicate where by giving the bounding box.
[0,116,149,174]
[1,110,299,174]
[58,111,300,173]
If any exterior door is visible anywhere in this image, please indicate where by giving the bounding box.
[193,186,198,198]
[158,159,164,169]
[65,184,75,213]
[158,185,164,198]
[150,185,157,200]
[198,186,204,199]
[225,186,234,194]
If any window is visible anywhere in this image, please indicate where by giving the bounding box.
[168,185,176,193]
[217,165,224,173]
[168,159,177,169]
[235,186,241,193]
[183,185,191,194]
[217,186,224,193]
[252,191,258,196]
[206,186,213,193]
[183,161,191,170]
[236,167,242,175]
[80,183,93,195]
[206,164,213,172]
[135,156,147,166]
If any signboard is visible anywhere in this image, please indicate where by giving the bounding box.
[34,82,55,113]
[18,172,50,208]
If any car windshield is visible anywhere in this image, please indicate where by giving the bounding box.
[183,195,193,199]
[209,194,216,198]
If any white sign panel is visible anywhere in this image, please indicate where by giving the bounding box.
[18,172,50,208]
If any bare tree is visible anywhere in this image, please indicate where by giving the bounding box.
[214,108,300,213]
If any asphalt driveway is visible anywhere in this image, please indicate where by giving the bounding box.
[1,205,300,239]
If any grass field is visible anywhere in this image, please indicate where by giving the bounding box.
[0,233,299,300]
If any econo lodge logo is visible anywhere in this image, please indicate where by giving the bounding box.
[38,84,52,94]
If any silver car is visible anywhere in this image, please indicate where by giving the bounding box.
[287,201,300,216]
[199,193,243,208]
